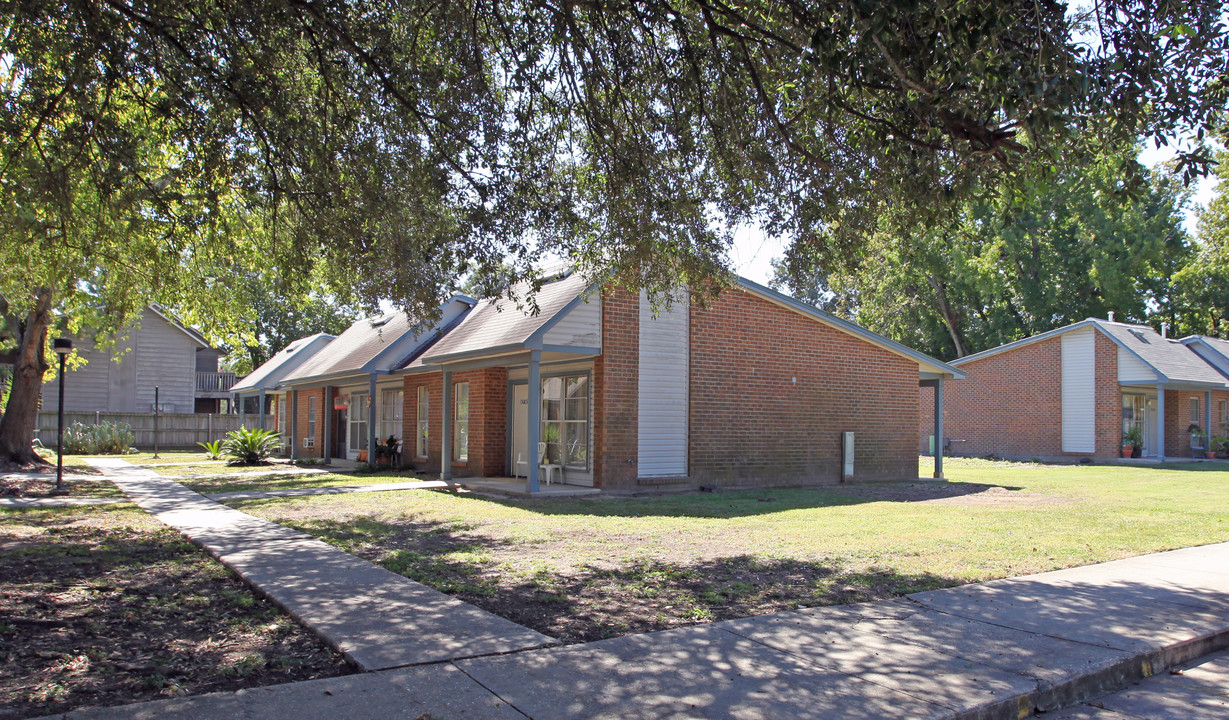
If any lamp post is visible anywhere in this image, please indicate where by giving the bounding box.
[52,338,73,494]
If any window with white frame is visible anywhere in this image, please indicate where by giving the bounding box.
[1220,399,1228,434]
[380,389,403,444]
[307,396,317,440]
[541,374,589,469]
[453,382,469,462]
[1191,397,1201,427]
[416,386,429,458]
[276,396,286,437]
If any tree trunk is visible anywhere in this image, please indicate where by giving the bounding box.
[925,274,967,358]
[0,288,53,466]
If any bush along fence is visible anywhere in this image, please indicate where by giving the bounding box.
[36,411,247,450]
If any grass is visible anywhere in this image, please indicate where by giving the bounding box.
[0,503,349,717]
[3,454,123,499]
[178,468,432,495]
[226,458,1229,642]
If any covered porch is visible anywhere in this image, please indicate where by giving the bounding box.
[1121,382,1224,461]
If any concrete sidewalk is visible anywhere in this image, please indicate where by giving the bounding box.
[1049,647,1229,718]
[54,533,1229,719]
[84,458,557,671]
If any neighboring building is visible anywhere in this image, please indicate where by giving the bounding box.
[271,271,963,491]
[919,319,1229,462]
[231,333,336,429]
[41,306,234,414]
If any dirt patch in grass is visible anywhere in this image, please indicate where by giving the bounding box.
[1,475,121,500]
[0,505,350,718]
[829,481,1071,507]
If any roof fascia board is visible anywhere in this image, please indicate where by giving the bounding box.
[538,344,601,356]
[421,343,528,366]
[736,278,966,379]
[950,320,1101,366]
[435,351,533,373]
[524,283,601,350]
[1182,336,1229,365]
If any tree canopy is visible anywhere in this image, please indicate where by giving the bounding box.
[1,0,1227,462]
[772,137,1194,359]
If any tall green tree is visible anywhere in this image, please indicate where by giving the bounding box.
[2,1,1226,462]
[774,140,1193,359]
[1173,130,1229,338]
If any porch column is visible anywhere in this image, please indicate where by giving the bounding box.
[290,389,299,461]
[1156,384,1166,462]
[322,386,332,465]
[527,350,541,493]
[1206,391,1213,457]
[238,393,246,429]
[933,379,944,479]
[258,390,266,431]
[441,371,453,481]
[367,374,378,463]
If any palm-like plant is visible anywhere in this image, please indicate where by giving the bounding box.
[221,427,282,465]
[198,439,223,460]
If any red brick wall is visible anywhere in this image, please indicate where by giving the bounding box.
[593,287,641,492]
[917,331,1119,460]
[688,288,919,485]
[401,368,506,477]
[291,388,326,459]
[1166,389,1229,458]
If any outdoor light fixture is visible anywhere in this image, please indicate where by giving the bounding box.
[52,338,73,494]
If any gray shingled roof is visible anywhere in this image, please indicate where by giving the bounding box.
[1096,322,1228,386]
[1195,335,1229,362]
[281,298,472,382]
[231,333,335,393]
[417,272,593,363]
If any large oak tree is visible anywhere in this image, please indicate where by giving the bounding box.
[1,0,1226,463]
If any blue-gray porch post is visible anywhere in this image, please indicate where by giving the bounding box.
[1156,384,1166,462]
[441,371,453,481]
[258,390,266,431]
[290,389,299,461]
[367,374,378,463]
[527,350,541,493]
[934,379,944,479]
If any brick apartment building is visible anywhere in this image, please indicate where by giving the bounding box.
[251,271,963,492]
[919,319,1229,462]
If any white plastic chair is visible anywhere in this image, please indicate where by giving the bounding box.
[514,452,528,478]
[538,441,562,485]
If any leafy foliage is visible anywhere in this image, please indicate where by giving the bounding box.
[1172,126,1229,338]
[61,422,135,455]
[221,427,283,466]
[198,440,224,461]
[775,138,1192,359]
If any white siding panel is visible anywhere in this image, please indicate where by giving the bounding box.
[637,290,688,477]
[134,309,198,413]
[1117,346,1159,384]
[542,296,602,349]
[1061,329,1096,453]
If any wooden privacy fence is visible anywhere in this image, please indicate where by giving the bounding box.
[36,411,248,450]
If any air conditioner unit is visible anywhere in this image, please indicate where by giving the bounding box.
[302,437,315,449]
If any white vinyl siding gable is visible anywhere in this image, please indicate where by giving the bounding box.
[541,297,602,349]
[1061,329,1097,453]
[1117,346,1159,384]
[134,310,198,413]
[637,290,689,477]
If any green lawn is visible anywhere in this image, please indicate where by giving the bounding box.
[226,458,1229,642]
[179,468,433,495]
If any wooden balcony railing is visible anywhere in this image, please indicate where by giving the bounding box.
[196,371,237,393]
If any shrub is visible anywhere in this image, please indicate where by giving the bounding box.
[221,427,282,465]
[198,440,223,460]
[60,421,135,455]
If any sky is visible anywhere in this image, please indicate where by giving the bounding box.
[729,147,1222,287]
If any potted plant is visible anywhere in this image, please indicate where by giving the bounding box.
[1122,425,1144,458]
[1213,435,1229,460]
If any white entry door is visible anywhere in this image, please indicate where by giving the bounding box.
[511,383,529,476]
[348,391,368,459]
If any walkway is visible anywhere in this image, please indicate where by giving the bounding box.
[84,458,557,671]
[1050,647,1228,718]
[53,528,1229,719]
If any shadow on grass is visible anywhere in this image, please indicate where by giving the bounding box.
[453,481,1030,520]
[275,513,961,644]
[0,506,348,718]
